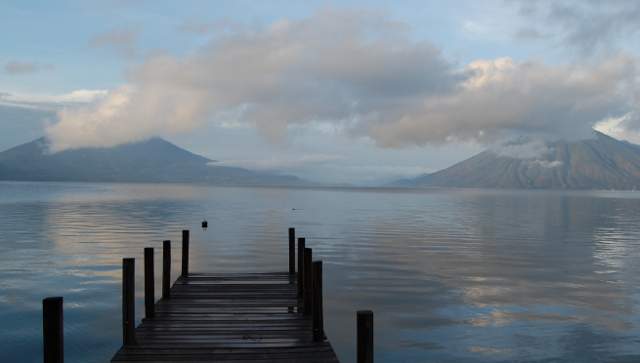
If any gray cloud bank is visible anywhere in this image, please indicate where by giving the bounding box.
[511,0,640,55]
[4,61,54,75]
[45,9,640,152]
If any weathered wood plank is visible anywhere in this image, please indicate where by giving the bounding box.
[111,272,339,362]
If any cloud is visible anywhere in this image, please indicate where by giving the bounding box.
[369,55,639,147]
[513,27,547,41]
[489,137,551,159]
[212,154,343,171]
[47,9,462,151]
[89,28,138,57]
[333,164,436,184]
[0,90,108,110]
[594,112,640,144]
[45,9,640,152]
[510,0,640,55]
[177,18,239,35]
[531,160,563,168]
[4,61,54,75]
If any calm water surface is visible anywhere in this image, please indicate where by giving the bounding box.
[1,181,640,362]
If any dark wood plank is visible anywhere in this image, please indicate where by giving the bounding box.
[111,272,339,362]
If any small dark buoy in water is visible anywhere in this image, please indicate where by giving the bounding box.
[202,220,208,230]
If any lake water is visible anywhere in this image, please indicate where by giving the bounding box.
[1,181,640,362]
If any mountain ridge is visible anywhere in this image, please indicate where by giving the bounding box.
[394,131,640,190]
[0,137,305,186]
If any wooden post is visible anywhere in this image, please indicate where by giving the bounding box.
[303,248,313,316]
[297,238,305,299]
[181,230,189,277]
[357,310,374,363]
[288,228,296,312]
[43,297,63,363]
[288,228,295,277]
[122,258,137,346]
[144,248,154,319]
[312,261,324,342]
[162,240,171,299]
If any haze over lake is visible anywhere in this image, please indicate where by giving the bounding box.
[2,181,640,362]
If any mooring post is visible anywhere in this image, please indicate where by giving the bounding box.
[288,228,296,312]
[162,240,171,299]
[182,230,189,277]
[43,296,63,363]
[123,258,137,346]
[312,261,324,341]
[144,248,154,319]
[297,237,305,299]
[303,248,313,315]
[357,310,374,363]
[288,228,295,277]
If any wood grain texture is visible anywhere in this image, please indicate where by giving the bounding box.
[111,272,339,362]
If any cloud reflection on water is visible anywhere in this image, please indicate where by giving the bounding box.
[1,183,640,362]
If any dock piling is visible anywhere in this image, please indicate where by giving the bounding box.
[312,261,324,342]
[43,296,63,363]
[288,228,296,312]
[288,228,295,277]
[144,248,154,318]
[357,310,374,363]
[162,240,171,299]
[122,258,137,346]
[297,237,306,299]
[303,248,313,315]
[182,230,189,277]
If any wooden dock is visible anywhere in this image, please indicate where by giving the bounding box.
[42,228,374,363]
[110,271,339,362]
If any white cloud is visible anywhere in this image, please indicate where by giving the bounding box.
[490,138,550,159]
[46,9,460,151]
[369,55,639,147]
[43,10,640,153]
[0,90,108,110]
[46,86,152,152]
[594,112,640,144]
[531,160,563,168]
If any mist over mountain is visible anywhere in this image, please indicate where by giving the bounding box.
[0,137,304,186]
[6,132,640,190]
[395,132,640,190]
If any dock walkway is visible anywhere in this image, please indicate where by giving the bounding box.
[106,229,343,363]
[110,271,339,362]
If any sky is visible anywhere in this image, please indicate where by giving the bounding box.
[1,0,640,184]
